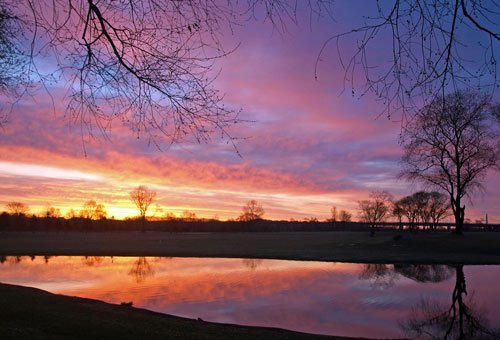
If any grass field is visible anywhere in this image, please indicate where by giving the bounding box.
[1,230,500,264]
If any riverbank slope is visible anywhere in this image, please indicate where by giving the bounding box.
[0,283,362,340]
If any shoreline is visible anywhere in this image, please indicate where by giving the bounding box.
[2,231,499,339]
[1,283,361,340]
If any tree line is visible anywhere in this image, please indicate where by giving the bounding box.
[356,191,452,237]
[3,186,498,233]
[0,1,498,236]
[354,90,499,236]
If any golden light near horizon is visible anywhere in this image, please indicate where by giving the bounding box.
[0,158,362,221]
[0,0,498,224]
[0,1,499,339]
[1,154,498,222]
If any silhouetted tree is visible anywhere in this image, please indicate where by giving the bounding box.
[41,206,61,218]
[396,195,420,226]
[238,200,264,222]
[130,185,156,231]
[65,208,79,219]
[162,212,177,221]
[330,206,338,222]
[358,191,393,236]
[80,200,107,220]
[412,192,434,224]
[401,91,499,234]
[427,191,451,229]
[181,210,197,222]
[395,191,450,230]
[403,192,432,227]
[338,209,352,222]
[392,200,405,230]
[5,201,29,215]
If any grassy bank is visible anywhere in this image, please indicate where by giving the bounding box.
[1,230,500,264]
[0,283,361,340]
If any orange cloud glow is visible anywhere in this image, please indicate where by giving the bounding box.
[0,144,362,220]
[2,257,500,338]
[0,4,498,223]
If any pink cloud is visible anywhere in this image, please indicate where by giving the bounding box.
[0,4,498,222]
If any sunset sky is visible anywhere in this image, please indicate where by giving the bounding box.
[0,2,498,222]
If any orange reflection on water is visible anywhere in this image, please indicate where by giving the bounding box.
[1,256,499,339]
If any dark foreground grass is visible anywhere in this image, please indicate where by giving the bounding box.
[0,283,363,340]
[1,230,500,263]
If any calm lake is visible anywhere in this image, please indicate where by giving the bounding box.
[1,256,499,338]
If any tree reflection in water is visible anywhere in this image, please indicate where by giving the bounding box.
[128,257,155,283]
[242,258,264,270]
[401,265,500,339]
[359,264,397,289]
[0,256,499,337]
[394,264,454,283]
[82,256,104,266]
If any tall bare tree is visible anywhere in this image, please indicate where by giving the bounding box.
[238,199,265,222]
[329,206,338,222]
[181,210,197,222]
[357,190,393,236]
[401,90,499,234]
[130,185,156,224]
[80,200,107,220]
[394,191,449,230]
[338,209,352,222]
[41,206,61,218]
[409,192,431,224]
[5,201,29,215]
[427,191,451,228]
[392,199,405,230]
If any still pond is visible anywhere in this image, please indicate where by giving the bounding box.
[1,256,499,339]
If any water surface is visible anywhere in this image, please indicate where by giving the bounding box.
[1,256,499,339]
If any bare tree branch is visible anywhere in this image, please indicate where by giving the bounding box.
[317,0,499,120]
[400,90,499,233]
